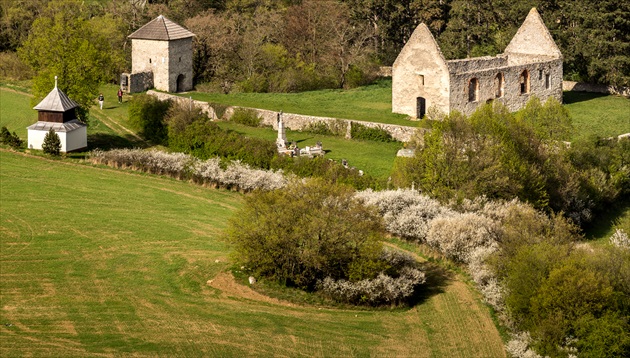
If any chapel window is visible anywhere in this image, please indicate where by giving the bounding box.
[495,73,504,98]
[418,74,425,86]
[545,73,550,89]
[520,70,530,94]
[468,78,479,102]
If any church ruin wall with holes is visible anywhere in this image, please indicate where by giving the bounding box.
[392,8,563,118]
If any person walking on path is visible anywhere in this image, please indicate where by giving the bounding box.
[98,93,104,109]
[117,88,123,104]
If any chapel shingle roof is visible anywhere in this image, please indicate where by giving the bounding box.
[33,85,79,112]
[128,15,194,41]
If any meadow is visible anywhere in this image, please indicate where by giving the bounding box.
[0,150,505,356]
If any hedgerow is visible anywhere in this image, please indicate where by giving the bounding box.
[90,148,286,192]
[350,122,396,142]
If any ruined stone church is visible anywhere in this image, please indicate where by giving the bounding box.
[392,8,562,118]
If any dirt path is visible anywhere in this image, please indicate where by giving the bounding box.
[0,87,33,97]
[90,110,147,144]
[207,272,296,307]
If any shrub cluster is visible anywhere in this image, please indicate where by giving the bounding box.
[128,94,170,144]
[359,188,630,356]
[0,126,23,149]
[392,98,629,228]
[271,156,381,190]
[166,102,277,169]
[90,148,286,192]
[350,122,396,142]
[225,179,427,306]
[317,250,426,306]
[230,108,261,127]
[303,121,333,136]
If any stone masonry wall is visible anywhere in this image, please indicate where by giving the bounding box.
[132,39,170,92]
[147,91,417,142]
[449,58,563,116]
[562,81,630,97]
[167,38,193,92]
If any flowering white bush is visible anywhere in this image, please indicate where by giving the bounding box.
[317,249,426,306]
[426,212,500,264]
[318,267,426,306]
[506,332,544,358]
[356,189,453,241]
[610,228,630,249]
[90,149,286,192]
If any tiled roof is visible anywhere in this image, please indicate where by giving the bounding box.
[128,15,194,41]
[27,119,86,133]
[33,86,80,112]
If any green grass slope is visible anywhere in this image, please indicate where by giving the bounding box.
[0,88,34,139]
[563,91,630,140]
[0,151,505,357]
[185,79,413,126]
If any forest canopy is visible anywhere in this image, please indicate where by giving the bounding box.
[1,0,628,90]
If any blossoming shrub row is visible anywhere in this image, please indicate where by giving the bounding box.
[317,250,426,306]
[90,148,286,192]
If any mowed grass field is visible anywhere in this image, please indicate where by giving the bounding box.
[0,150,506,357]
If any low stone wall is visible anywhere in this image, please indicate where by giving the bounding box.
[562,81,630,97]
[147,90,216,119]
[147,91,418,142]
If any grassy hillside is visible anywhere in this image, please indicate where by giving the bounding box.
[0,88,34,139]
[563,91,630,140]
[185,79,413,126]
[0,150,505,356]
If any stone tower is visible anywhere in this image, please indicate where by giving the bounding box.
[126,15,194,93]
[392,8,563,118]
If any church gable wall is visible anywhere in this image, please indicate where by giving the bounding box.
[392,24,450,118]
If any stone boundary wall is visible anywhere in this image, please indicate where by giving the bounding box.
[147,90,418,142]
[562,81,630,97]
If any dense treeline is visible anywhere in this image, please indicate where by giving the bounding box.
[1,0,628,95]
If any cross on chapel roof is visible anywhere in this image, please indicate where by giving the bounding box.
[33,76,80,112]
[128,15,195,41]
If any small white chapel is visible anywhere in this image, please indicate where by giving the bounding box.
[27,77,87,152]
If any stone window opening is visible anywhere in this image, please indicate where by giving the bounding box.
[494,73,504,98]
[179,57,182,62]
[417,74,425,86]
[149,58,152,63]
[538,69,543,80]
[545,73,550,89]
[468,78,479,102]
[520,70,530,94]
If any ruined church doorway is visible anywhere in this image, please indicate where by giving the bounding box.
[416,97,426,118]
[176,74,185,92]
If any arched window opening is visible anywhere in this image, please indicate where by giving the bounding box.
[520,70,530,94]
[494,73,504,98]
[468,78,479,102]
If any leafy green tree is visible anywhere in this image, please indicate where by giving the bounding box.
[225,179,385,290]
[18,0,111,123]
[128,94,172,144]
[42,128,61,156]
